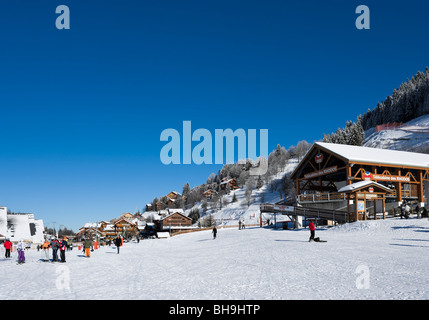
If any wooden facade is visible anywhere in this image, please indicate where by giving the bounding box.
[220,178,239,190]
[338,181,394,222]
[291,142,429,221]
[160,212,192,233]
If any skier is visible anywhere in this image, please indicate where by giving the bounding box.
[3,238,12,258]
[415,203,420,218]
[17,239,25,264]
[238,220,242,230]
[212,226,217,239]
[50,237,60,262]
[422,206,428,218]
[114,235,122,254]
[59,237,67,262]
[404,202,410,219]
[309,221,315,242]
[41,239,50,261]
[83,237,93,258]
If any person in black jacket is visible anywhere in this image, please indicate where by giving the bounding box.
[114,235,122,254]
[59,237,68,262]
[50,237,60,262]
[212,226,217,239]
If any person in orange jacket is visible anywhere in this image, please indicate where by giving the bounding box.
[41,239,50,261]
[4,239,12,258]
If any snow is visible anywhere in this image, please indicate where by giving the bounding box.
[1,217,428,300]
[315,141,429,169]
[363,114,429,153]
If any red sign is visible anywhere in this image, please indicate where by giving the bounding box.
[369,187,374,193]
[315,153,323,164]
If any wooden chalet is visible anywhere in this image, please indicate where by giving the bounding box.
[156,201,165,211]
[220,178,239,191]
[291,142,429,222]
[110,215,139,237]
[76,222,105,240]
[203,189,217,199]
[160,212,193,234]
[166,191,181,200]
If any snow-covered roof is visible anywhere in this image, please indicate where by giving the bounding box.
[168,208,184,214]
[315,142,429,169]
[337,180,393,193]
[83,222,98,229]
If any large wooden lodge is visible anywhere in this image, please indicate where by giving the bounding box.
[290,142,429,221]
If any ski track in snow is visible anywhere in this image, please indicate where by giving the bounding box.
[0,218,428,300]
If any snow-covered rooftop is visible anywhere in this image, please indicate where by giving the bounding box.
[316,142,429,169]
[337,180,393,193]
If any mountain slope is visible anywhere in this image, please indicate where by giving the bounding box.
[363,114,429,153]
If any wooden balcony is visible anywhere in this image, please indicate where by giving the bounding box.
[297,193,347,203]
[298,189,420,204]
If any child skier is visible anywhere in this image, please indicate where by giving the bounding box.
[17,239,25,264]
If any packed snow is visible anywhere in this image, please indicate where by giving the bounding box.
[1,217,428,300]
[364,114,429,152]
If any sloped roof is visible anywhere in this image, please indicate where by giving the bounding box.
[337,180,393,193]
[160,211,191,221]
[315,142,429,169]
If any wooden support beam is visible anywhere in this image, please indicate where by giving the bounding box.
[418,170,424,204]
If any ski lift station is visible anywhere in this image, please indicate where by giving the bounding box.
[261,142,429,225]
[290,142,429,221]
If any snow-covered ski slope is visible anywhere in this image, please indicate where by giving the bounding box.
[364,114,429,151]
[1,217,428,300]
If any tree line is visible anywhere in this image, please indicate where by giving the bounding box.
[323,67,429,147]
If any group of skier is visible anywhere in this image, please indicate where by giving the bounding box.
[40,236,69,262]
[3,234,126,264]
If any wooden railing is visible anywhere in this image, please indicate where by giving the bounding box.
[297,193,347,203]
[297,189,419,203]
[259,203,349,223]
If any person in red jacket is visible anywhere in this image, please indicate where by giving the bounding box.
[4,239,12,258]
[309,221,316,242]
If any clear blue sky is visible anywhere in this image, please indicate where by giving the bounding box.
[0,0,428,231]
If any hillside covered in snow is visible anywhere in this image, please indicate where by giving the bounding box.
[363,114,429,153]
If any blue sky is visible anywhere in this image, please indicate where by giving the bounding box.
[1,0,429,231]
